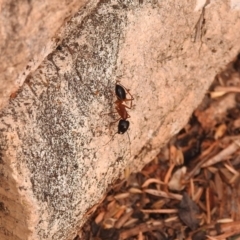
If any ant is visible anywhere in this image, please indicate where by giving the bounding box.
[114,81,134,133]
[102,81,134,146]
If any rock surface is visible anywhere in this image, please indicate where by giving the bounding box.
[0,0,240,239]
[0,0,92,109]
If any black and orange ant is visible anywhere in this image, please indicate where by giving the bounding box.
[102,81,134,146]
[114,82,134,133]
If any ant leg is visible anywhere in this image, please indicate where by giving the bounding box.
[110,117,121,125]
[101,131,118,147]
[100,111,118,116]
[115,102,132,110]
[124,89,134,108]
[125,104,132,110]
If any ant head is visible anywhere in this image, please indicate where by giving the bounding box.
[115,84,126,100]
[101,119,130,149]
[118,119,129,134]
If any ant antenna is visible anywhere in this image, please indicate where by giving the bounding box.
[100,130,132,157]
[126,130,131,157]
[101,131,118,147]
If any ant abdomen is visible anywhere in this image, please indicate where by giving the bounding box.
[115,84,126,100]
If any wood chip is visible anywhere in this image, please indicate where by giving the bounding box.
[144,189,182,200]
[141,209,178,214]
[141,178,165,188]
[114,209,133,229]
[168,166,187,191]
[128,187,142,194]
[114,192,130,200]
[120,222,164,239]
[202,140,240,167]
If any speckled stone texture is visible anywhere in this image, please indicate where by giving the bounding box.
[0,0,240,239]
[0,0,92,109]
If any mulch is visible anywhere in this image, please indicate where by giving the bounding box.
[79,54,240,240]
